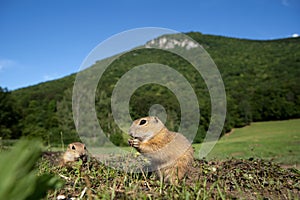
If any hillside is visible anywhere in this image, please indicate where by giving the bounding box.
[196,119,300,167]
[1,32,300,145]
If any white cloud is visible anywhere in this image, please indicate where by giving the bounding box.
[292,33,299,38]
[0,59,16,71]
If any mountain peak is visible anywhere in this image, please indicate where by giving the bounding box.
[145,36,201,50]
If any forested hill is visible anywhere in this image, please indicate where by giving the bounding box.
[1,32,299,145]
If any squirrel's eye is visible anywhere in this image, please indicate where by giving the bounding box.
[139,119,147,125]
[72,145,76,150]
[84,146,86,150]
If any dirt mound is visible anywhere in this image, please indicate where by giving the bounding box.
[188,158,300,199]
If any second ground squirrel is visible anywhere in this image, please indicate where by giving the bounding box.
[60,142,88,166]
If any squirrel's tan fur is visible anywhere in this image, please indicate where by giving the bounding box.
[128,116,194,183]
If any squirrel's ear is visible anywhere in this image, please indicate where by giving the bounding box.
[154,116,159,123]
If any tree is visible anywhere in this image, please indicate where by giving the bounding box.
[0,87,21,139]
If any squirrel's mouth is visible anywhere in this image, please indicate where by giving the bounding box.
[74,155,88,162]
[129,132,142,141]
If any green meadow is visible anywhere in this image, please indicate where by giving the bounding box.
[194,119,300,167]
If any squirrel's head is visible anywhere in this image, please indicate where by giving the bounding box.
[67,142,87,160]
[129,116,165,141]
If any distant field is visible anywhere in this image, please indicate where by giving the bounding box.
[194,119,300,167]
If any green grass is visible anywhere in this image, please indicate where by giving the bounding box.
[39,153,300,199]
[2,120,298,199]
[194,119,300,167]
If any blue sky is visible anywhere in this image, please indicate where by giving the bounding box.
[0,0,299,90]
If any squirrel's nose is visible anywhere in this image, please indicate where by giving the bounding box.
[129,131,134,137]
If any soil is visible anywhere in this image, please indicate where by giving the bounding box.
[187,158,300,199]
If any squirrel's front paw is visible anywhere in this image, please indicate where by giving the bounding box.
[128,139,133,146]
[128,138,140,148]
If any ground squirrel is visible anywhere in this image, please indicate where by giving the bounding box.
[60,142,88,166]
[128,116,194,183]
